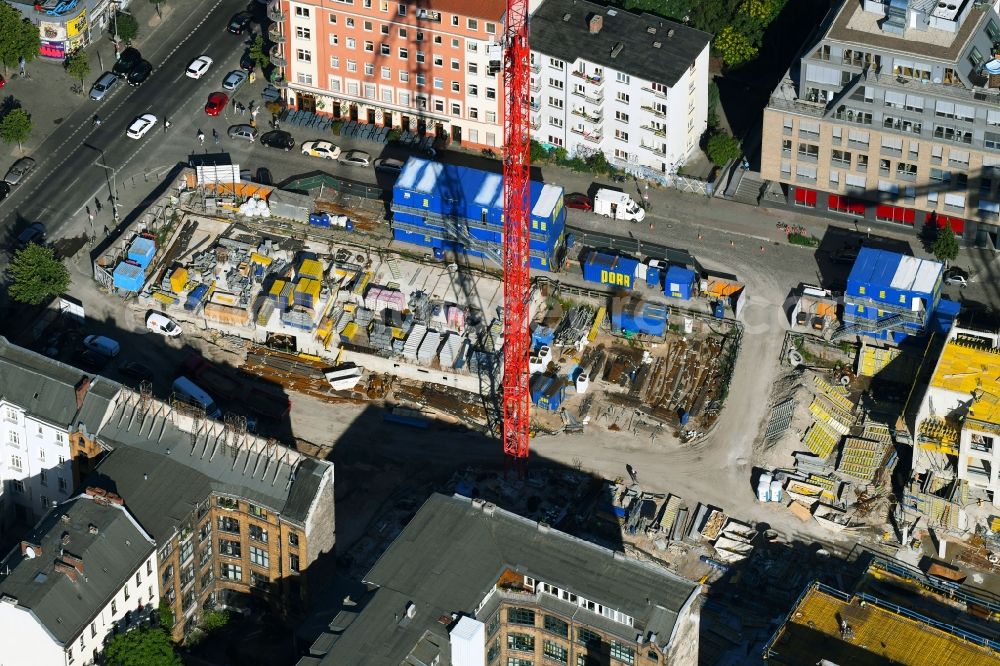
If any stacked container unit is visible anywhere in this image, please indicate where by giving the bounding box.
[843,248,943,342]
[297,258,325,282]
[581,251,640,290]
[439,333,467,369]
[365,286,406,316]
[112,261,145,292]
[403,323,427,361]
[612,302,668,337]
[417,329,442,364]
[664,266,697,300]
[530,374,565,411]
[390,158,566,271]
[128,237,156,270]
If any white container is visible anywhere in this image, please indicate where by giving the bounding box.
[538,345,553,365]
[769,480,783,502]
[576,373,589,394]
[756,482,770,503]
[529,356,545,374]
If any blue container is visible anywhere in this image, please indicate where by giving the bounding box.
[383,412,429,429]
[714,301,725,318]
[310,213,330,227]
[612,302,667,336]
[581,251,639,289]
[531,324,554,348]
[185,284,209,311]
[128,237,156,265]
[530,374,552,404]
[345,219,354,231]
[646,265,661,289]
[112,261,144,292]
[566,233,576,249]
[664,266,696,300]
[679,410,690,425]
[433,247,445,260]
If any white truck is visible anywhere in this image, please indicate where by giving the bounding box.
[593,189,646,222]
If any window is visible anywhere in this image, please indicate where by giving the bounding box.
[535,640,566,663]
[451,103,461,116]
[295,27,311,39]
[434,99,445,112]
[346,17,354,27]
[12,455,23,470]
[433,77,443,89]
[329,34,338,45]
[111,600,117,614]
[4,408,15,422]
[398,27,407,38]
[382,66,391,80]
[40,469,47,486]
[451,81,461,93]
[549,57,564,70]
[249,546,269,568]
[577,628,602,649]
[381,24,389,35]
[218,516,240,534]
[330,56,339,68]
[123,584,130,601]
[945,193,966,209]
[416,30,424,41]
[469,62,478,74]
[831,150,851,167]
[970,46,985,69]
[9,432,19,446]
[364,63,374,76]
[328,14,337,24]
[469,83,478,96]
[364,41,374,53]
[487,22,496,34]
[486,87,497,100]
[486,612,500,636]
[294,6,310,17]
[248,524,267,543]
[433,55,443,67]
[40,494,48,507]
[797,143,819,160]
[452,38,459,48]
[507,633,535,652]
[220,563,243,581]
[296,49,312,63]
[398,47,408,59]
[616,92,629,104]
[399,71,409,82]
[507,607,535,626]
[381,43,390,55]
[347,60,357,72]
[346,37,356,49]
[289,554,301,572]
[363,20,372,31]
[219,539,241,558]
[434,35,442,45]
[610,642,635,665]
[614,110,629,123]
[550,116,563,128]
[548,97,563,109]
[544,615,568,636]
[452,15,459,26]
[416,74,425,86]
[508,659,532,666]
[468,18,479,30]
[615,129,629,142]
[398,3,406,15]
[451,58,460,70]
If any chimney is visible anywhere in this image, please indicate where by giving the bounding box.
[19,541,42,558]
[589,14,603,34]
[62,553,85,575]
[54,560,79,582]
[75,376,91,411]
[88,524,99,535]
[85,487,124,506]
[61,532,70,546]
[406,602,417,619]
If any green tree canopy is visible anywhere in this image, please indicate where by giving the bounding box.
[64,50,91,86]
[0,3,40,73]
[112,12,139,45]
[8,243,70,306]
[0,108,32,152]
[931,226,960,264]
[706,131,742,166]
[104,627,181,666]
[200,609,230,633]
[249,34,268,72]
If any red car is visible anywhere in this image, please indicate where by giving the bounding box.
[563,193,593,211]
[204,92,229,116]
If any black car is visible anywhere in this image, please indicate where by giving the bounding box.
[0,181,9,203]
[127,60,152,85]
[260,130,294,151]
[228,11,253,34]
[240,49,254,72]
[119,361,154,384]
[78,349,109,373]
[15,222,44,248]
[254,167,273,185]
[112,47,142,76]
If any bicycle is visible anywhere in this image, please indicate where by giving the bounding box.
[70,83,83,94]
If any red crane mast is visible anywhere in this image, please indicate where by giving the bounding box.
[501,0,531,460]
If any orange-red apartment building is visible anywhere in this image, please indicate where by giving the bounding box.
[270,0,505,148]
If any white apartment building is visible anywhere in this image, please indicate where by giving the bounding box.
[530,0,711,178]
[0,338,120,540]
[0,489,158,666]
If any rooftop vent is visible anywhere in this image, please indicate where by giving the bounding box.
[62,553,84,574]
[668,28,675,38]
[54,561,79,582]
[20,541,42,559]
[653,41,662,48]
[60,514,70,524]
[610,42,624,58]
[562,12,571,22]
[437,614,452,626]
[406,602,417,619]
[589,14,603,34]
[647,26,656,34]
[85,487,124,506]
[88,524,98,535]
[60,532,70,546]
[607,8,618,16]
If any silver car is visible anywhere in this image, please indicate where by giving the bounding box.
[222,70,248,91]
[4,157,36,186]
[339,149,372,167]
[228,124,258,142]
[89,72,119,101]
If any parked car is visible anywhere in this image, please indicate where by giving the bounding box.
[112,47,142,76]
[0,181,10,203]
[944,267,969,287]
[240,49,254,72]
[83,335,120,358]
[89,71,120,100]
[228,124,258,142]
[126,114,157,140]
[15,222,44,248]
[78,349,109,372]
[118,361,154,384]
[205,92,229,116]
[186,55,213,79]
[260,130,294,151]
[301,140,341,160]
[338,149,371,167]
[374,157,405,174]
[3,157,35,186]
[254,167,273,185]
[222,70,247,91]
[147,312,182,336]
[563,193,593,211]
[127,60,153,86]
[227,11,253,34]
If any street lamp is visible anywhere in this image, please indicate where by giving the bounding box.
[95,161,120,226]
[111,5,132,55]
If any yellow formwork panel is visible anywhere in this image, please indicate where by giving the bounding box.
[589,307,606,342]
[802,422,840,459]
[814,375,855,412]
[809,398,852,435]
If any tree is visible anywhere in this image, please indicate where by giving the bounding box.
[8,243,70,306]
[112,12,139,46]
[249,34,268,73]
[156,599,175,632]
[200,609,230,633]
[714,26,758,67]
[706,131,741,166]
[0,3,40,74]
[0,108,32,153]
[932,225,960,264]
[104,627,181,666]
[64,50,90,89]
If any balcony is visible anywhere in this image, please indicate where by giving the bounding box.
[270,72,288,89]
[571,70,603,91]
[531,117,541,130]
[571,127,602,143]
[571,108,602,123]
[267,3,285,21]
[641,142,667,156]
[530,61,540,73]
[268,24,285,43]
[571,89,602,106]
[530,80,541,92]
[269,45,286,68]
[640,124,665,137]
[415,8,442,22]
[640,104,666,118]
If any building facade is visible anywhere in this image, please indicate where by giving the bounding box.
[91,390,336,642]
[0,490,158,666]
[762,0,1000,248]
[0,338,120,542]
[302,493,701,665]
[11,0,131,61]
[271,0,506,148]
[530,0,711,177]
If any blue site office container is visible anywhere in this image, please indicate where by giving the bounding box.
[530,373,565,411]
[531,324,554,348]
[646,265,662,289]
[664,266,696,300]
[112,261,144,292]
[713,301,725,318]
[581,251,639,289]
[612,302,668,336]
[128,237,155,267]
[185,284,209,311]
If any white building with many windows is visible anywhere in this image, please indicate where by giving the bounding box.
[0,338,120,541]
[530,0,712,177]
[0,489,158,666]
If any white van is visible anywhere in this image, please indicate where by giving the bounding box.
[593,189,646,222]
[172,376,223,419]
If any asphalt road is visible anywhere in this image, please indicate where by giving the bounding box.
[0,0,250,238]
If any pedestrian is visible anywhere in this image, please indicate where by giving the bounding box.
[232,97,238,111]
[88,211,94,224]
[103,225,109,235]
[212,128,220,144]
[86,205,91,217]
[198,129,205,145]
[95,197,102,212]
[164,118,171,132]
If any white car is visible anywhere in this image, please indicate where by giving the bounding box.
[944,273,968,287]
[339,150,371,167]
[126,113,157,140]
[222,70,247,91]
[146,312,181,336]
[186,55,213,79]
[301,140,342,160]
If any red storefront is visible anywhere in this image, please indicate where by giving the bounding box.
[827,194,866,217]
[793,188,818,208]
[875,204,916,225]
[925,213,965,237]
